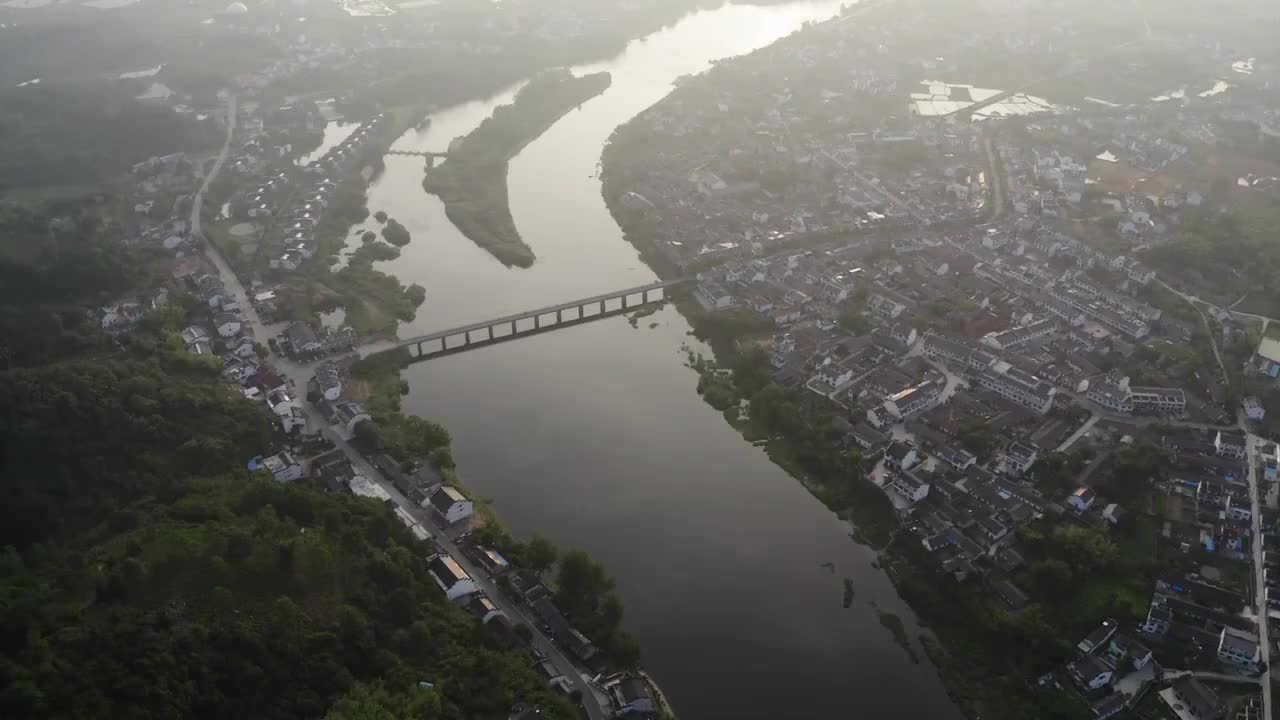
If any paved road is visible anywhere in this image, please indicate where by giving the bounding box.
[1243,428,1274,716]
[1056,413,1099,452]
[190,93,612,720]
[1164,668,1264,685]
[312,423,613,720]
[192,94,268,339]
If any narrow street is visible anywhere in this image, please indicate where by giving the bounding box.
[1244,429,1274,718]
[192,94,613,720]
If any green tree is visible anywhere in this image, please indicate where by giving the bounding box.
[524,535,558,575]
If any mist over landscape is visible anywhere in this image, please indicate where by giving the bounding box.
[2,1,1280,719]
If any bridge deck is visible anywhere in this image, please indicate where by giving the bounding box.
[396,278,688,348]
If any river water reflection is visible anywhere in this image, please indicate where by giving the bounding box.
[358,3,965,718]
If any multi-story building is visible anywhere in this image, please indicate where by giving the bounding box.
[883,379,942,419]
[970,362,1056,415]
[980,318,1057,352]
[923,333,972,365]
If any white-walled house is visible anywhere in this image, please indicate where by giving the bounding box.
[429,486,474,525]
[1067,486,1097,512]
[429,554,479,601]
[248,451,302,482]
[1069,656,1114,691]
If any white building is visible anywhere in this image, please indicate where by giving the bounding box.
[883,380,941,419]
[429,554,479,601]
[1217,627,1261,673]
[428,486,474,525]
[1215,431,1247,461]
[1067,486,1097,512]
[970,363,1056,415]
[888,470,930,503]
[250,451,302,482]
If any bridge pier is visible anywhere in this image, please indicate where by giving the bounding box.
[556,309,563,323]
[511,320,517,334]
[487,326,493,341]
[600,300,606,314]
[534,315,541,329]
[642,290,649,303]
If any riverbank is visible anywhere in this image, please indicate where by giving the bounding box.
[349,348,658,686]
[423,70,612,267]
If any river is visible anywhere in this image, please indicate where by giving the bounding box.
[351,2,966,718]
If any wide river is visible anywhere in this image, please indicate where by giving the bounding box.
[352,3,966,718]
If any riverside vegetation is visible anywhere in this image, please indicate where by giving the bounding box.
[423,69,612,267]
[0,310,580,719]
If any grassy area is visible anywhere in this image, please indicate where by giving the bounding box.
[422,70,612,267]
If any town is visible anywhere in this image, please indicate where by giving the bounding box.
[7,0,1280,718]
[601,0,1280,718]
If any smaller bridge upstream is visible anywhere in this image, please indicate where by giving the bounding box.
[384,278,690,361]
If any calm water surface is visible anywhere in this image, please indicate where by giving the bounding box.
[357,3,966,718]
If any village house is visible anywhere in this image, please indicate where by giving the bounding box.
[1068,486,1097,513]
[1214,431,1247,461]
[888,470,931,504]
[1068,655,1114,691]
[247,450,302,482]
[884,440,920,472]
[429,554,479,601]
[333,400,372,434]
[1217,626,1261,673]
[429,486,474,526]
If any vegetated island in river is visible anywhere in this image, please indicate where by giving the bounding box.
[423,69,612,267]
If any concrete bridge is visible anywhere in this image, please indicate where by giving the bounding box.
[386,149,449,158]
[386,149,449,167]
[388,278,690,361]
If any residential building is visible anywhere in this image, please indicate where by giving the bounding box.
[1069,655,1114,691]
[1077,618,1118,654]
[1215,431,1247,461]
[1243,396,1266,422]
[1068,486,1097,513]
[1089,692,1129,720]
[334,400,372,434]
[1104,633,1152,670]
[936,446,977,472]
[980,318,1057,352]
[314,362,343,401]
[1164,676,1221,720]
[214,312,242,338]
[850,423,890,452]
[693,282,735,310]
[923,333,972,365]
[285,321,321,355]
[1004,442,1039,475]
[884,441,920,472]
[247,451,302,482]
[1217,626,1261,673]
[429,554,479,601]
[888,470,930,504]
[429,486,474,525]
[970,363,1055,415]
[467,595,505,624]
[884,379,941,419]
[1128,386,1186,416]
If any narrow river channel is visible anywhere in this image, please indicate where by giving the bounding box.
[352,3,966,718]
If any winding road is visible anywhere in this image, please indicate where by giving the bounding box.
[191,95,613,720]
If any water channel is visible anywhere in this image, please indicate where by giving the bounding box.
[354,3,966,717]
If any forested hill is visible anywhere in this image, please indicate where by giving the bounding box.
[0,345,577,719]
